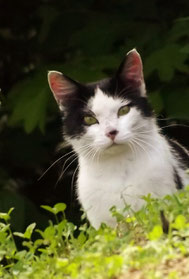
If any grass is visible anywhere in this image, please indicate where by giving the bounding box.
[1,187,189,278]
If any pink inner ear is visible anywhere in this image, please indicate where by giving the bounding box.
[48,71,77,106]
[124,50,144,85]
[48,72,64,95]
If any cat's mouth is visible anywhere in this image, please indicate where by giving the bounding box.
[107,142,122,149]
[97,139,126,152]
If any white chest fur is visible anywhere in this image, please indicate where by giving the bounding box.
[76,135,182,229]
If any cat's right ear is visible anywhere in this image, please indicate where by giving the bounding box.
[48,71,78,110]
[116,49,146,96]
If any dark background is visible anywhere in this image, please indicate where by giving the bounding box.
[0,0,189,232]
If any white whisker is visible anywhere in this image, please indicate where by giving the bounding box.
[134,135,159,154]
[160,124,189,130]
[127,141,137,159]
[130,138,152,162]
[56,155,78,186]
[38,149,76,181]
[70,164,79,204]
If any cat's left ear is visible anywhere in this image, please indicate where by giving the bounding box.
[117,49,146,96]
[48,71,79,110]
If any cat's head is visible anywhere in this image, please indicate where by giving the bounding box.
[48,49,154,157]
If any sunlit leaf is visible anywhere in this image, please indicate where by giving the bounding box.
[24,223,36,239]
[148,225,163,240]
[53,203,67,214]
[172,215,186,230]
[41,205,55,214]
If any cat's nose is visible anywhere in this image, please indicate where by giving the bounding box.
[106,129,118,141]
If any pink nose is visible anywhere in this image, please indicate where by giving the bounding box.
[106,129,118,141]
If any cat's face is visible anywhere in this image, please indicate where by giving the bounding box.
[48,49,153,157]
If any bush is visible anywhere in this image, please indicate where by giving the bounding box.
[1,187,189,278]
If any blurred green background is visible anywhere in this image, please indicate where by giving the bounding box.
[0,0,189,231]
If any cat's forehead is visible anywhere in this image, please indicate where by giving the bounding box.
[88,87,127,116]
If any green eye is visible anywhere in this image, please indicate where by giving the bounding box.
[118,105,130,117]
[84,115,98,125]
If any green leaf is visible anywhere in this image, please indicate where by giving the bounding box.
[169,17,189,42]
[149,91,164,113]
[41,203,67,215]
[53,203,67,214]
[0,231,7,242]
[24,223,36,239]
[77,232,87,245]
[7,208,14,216]
[0,212,10,222]
[8,69,52,133]
[13,232,25,238]
[41,205,55,214]
[162,87,189,120]
[56,258,69,269]
[145,44,188,81]
[43,226,55,240]
[148,225,163,240]
[172,215,186,230]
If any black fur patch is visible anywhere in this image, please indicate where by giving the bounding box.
[168,138,189,169]
[173,167,184,190]
[62,85,94,138]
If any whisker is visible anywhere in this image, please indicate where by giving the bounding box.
[133,135,164,164]
[54,143,93,186]
[133,130,154,135]
[127,141,137,159]
[70,164,79,205]
[129,139,143,160]
[84,148,96,161]
[57,153,77,182]
[135,135,158,149]
[91,147,101,164]
[134,136,158,153]
[38,149,76,181]
[96,148,102,166]
[131,138,152,162]
[160,124,189,129]
[131,124,156,133]
[56,155,78,186]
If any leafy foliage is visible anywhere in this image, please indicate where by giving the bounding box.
[1,188,189,278]
[1,0,189,133]
[7,69,52,133]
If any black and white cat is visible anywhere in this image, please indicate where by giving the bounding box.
[48,49,189,229]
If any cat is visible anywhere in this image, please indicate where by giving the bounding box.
[47,49,189,229]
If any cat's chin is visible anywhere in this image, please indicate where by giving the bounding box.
[102,142,128,155]
[107,142,122,149]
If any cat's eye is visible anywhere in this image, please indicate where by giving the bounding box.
[118,105,130,117]
[84,115,98,125]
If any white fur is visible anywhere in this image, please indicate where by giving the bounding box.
[69,88,189,229]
